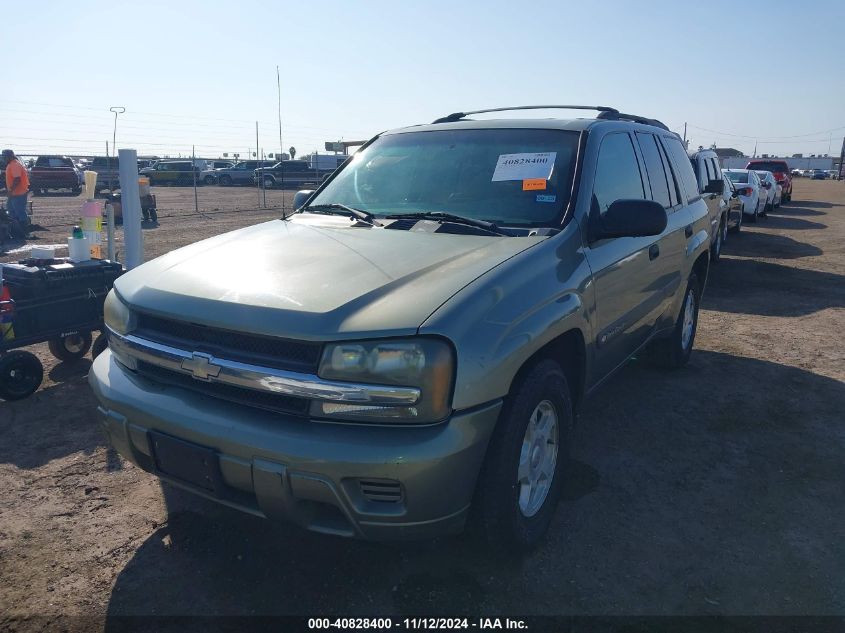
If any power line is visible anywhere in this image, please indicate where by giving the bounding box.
[687,123,845,141]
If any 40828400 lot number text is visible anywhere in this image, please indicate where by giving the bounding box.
[308,618,528,630]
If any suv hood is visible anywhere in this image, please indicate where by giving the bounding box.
[115,214,546,340]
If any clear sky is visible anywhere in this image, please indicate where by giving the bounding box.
[4,0,844,159]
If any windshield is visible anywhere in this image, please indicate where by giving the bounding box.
[726,171,748,183]
[308,128,581,226]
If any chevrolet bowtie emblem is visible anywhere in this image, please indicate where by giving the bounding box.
[181,352,222,381]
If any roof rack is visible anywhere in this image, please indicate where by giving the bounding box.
[431,105,670,131]
[432,105,619,124]
[596,110,669,131]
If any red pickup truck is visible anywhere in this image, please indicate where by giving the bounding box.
[29,155,82,195]
[745,159,792,203]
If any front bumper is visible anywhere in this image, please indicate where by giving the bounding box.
[89,350,501,540]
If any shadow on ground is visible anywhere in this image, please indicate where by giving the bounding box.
[0,366,112,469]
[103,351,845,618]
[762,215,827,231]
[786,200,840,209]
[722,230,822,260]
[703,258,844,317]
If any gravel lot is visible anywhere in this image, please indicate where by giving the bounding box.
[1,179,844,625]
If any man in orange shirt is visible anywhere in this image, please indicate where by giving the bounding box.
[3,149,30,226]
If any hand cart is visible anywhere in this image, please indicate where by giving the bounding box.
[0,258,122,400]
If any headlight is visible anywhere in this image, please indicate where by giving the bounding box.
[103,290,135,335]
[312,338,454,423]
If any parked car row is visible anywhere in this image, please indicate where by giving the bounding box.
[791,168,838,179]
[687,151,788,262]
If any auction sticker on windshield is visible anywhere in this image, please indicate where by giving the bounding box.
[491,152,556,181]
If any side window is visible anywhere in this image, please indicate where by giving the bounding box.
[662,137,701,204]
[655,138,680,206]
[592,133,645,214]
[636,133,672,209]
[710,158,721,180]
[704,157,714,182]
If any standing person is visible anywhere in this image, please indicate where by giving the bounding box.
[3,149,30,227]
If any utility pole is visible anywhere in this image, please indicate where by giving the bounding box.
[256,121,261,209]
[277,65,283,160]
[108,106,125,192]
[277,65,286,214]
[683,122,687,148]
[192,144,199,213]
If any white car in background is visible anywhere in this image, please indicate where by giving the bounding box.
[755,171,781,212]
[724,169,766,223]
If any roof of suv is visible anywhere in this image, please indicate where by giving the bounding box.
[389,117,674,137]
[383,105,675,137]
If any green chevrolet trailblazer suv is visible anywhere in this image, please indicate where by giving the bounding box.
[89,105,711,550]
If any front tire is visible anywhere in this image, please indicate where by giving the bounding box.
[91,332,109,359]
[646,272,700,369]
[219,175,232,186]
[475,359,572,552]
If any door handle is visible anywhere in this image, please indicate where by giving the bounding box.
[649,243,660,260]
[685,224,693,238]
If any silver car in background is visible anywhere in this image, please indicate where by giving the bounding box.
[755,171,781,212]
[724,169,766,223]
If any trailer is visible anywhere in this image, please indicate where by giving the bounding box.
[0,258,122,400]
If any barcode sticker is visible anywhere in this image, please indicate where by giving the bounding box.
[522,179,547,191]
[492,152,556,181]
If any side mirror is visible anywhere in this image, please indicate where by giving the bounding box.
[595,199,668,239]
[703,179,725,195]
[293,190,315,211]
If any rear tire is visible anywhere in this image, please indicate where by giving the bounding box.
[474,359,573,552]
[710,216,726,263]
[203,175,215,185]
[646,272,700,369]
[729,206,743,234]
[0,351,44,400]
[48,331,93,362]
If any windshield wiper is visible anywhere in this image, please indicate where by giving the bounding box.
[302,203,381,226]
[384,211,507,235]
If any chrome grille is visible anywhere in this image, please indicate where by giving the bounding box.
[136,313,322,372]
[137,361,310,417]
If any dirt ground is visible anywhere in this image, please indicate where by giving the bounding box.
[1,180,844,627]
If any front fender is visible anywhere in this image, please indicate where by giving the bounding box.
[420,225,593,411]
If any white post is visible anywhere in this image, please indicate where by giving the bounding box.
[119,149,143,269]
[106,202,116,261]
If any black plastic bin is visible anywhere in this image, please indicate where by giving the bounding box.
[2,259,122,341]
